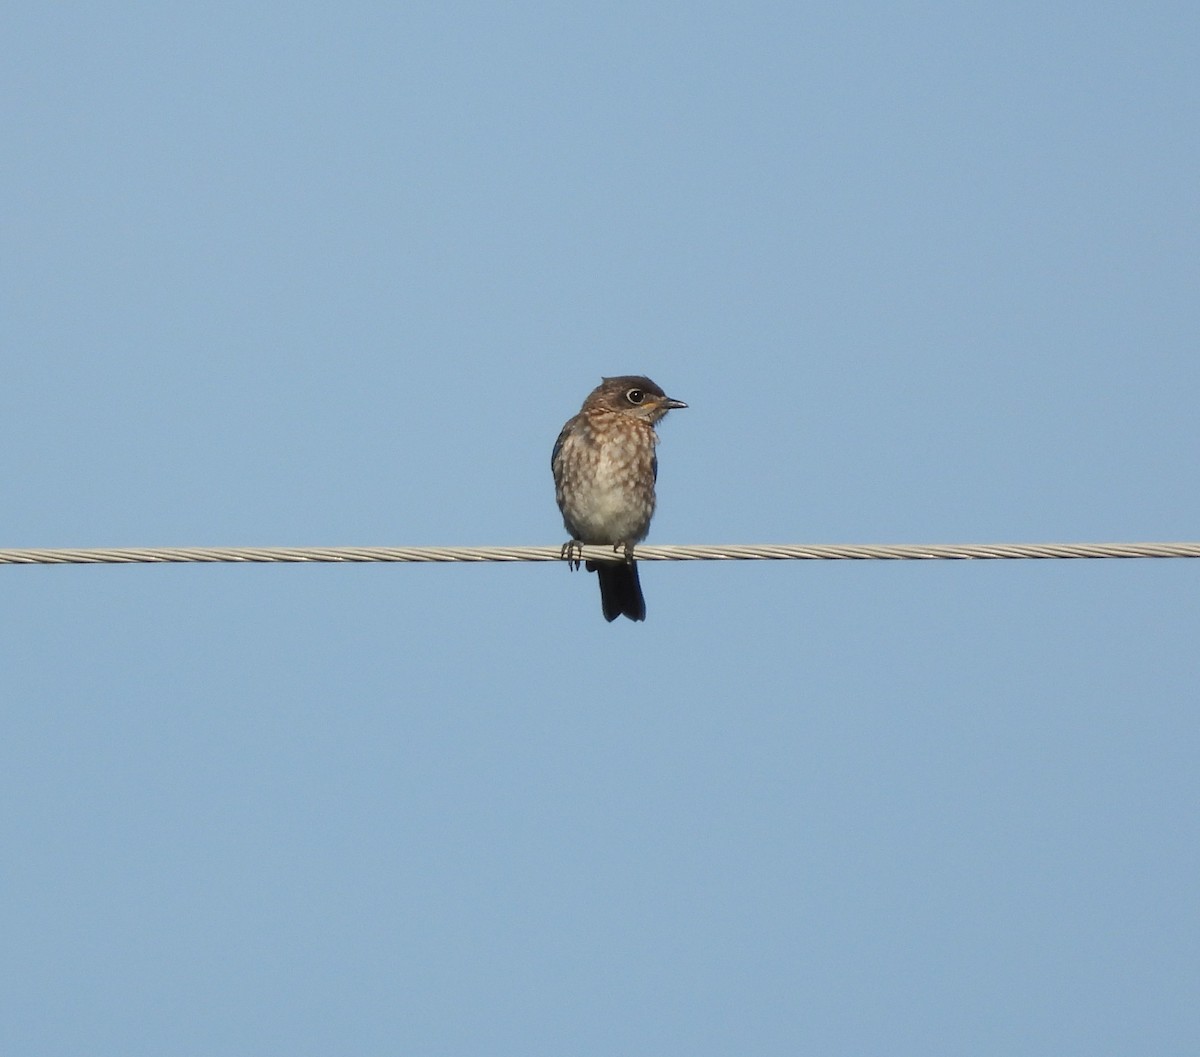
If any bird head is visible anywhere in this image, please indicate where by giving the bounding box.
[586,375,687,423]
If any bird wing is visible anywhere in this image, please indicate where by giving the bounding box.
[551,426,568,472]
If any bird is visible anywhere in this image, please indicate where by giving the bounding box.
[552,375,687,622]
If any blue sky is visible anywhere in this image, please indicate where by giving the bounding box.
[4,4,1198,1054]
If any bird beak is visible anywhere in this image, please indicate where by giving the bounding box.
[663,398,688,410]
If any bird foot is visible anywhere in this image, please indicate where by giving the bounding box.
[561,540,584,571]
[615,541,636,564]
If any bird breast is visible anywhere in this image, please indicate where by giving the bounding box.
[556,416,658,544]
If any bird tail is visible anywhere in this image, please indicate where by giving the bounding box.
[589,560,646,622]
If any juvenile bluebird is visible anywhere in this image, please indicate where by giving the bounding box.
[552,375,687,622]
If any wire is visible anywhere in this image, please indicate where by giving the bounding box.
[1,541,1198,566]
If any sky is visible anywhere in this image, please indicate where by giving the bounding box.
[3,3,1198,1054]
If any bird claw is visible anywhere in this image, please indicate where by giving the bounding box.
[561,540,584,571]
[616,541,636,564]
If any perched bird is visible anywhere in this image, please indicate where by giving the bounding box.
[552,375,687,622]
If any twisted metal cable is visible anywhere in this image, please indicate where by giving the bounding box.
[1,541,1199,566]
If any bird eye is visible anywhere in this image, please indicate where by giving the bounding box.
[626,389,645,404]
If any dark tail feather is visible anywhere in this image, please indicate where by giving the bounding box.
[588,560,646,622]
